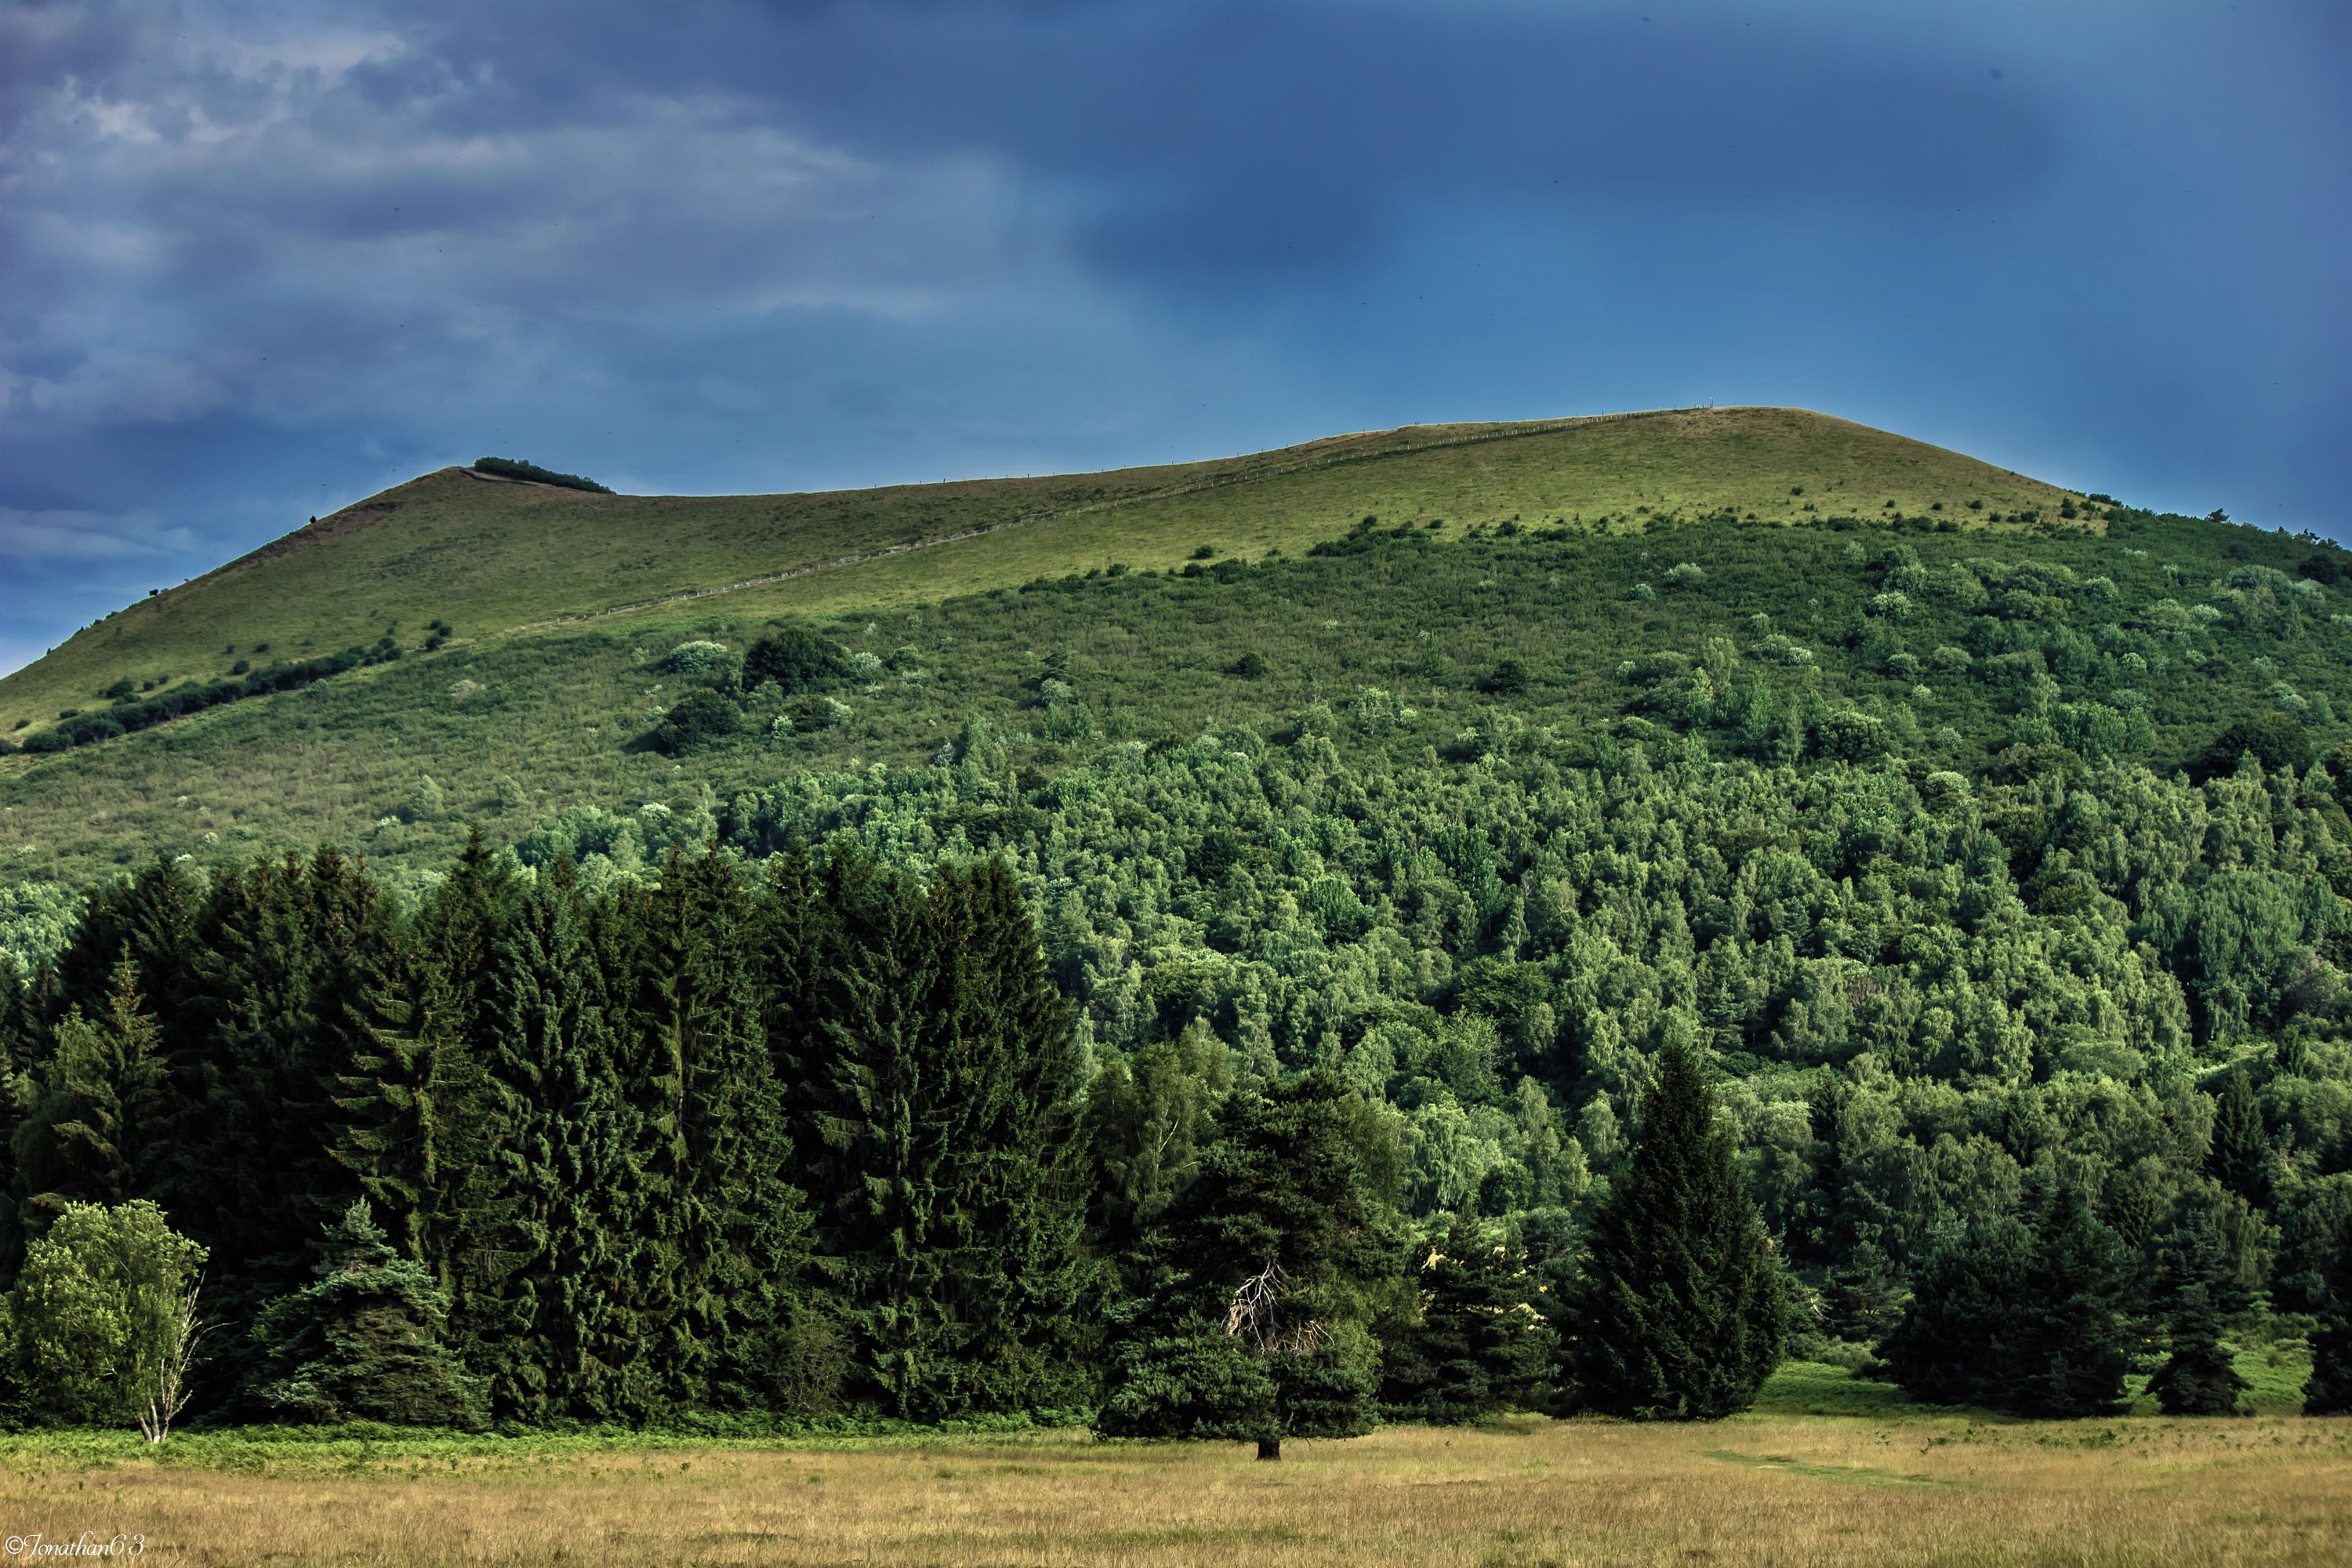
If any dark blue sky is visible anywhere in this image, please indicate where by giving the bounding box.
[3,1,2346,677]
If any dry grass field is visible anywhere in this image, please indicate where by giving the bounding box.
[2,1406,2347,1568]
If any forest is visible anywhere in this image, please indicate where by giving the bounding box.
[3,691,2351,1437]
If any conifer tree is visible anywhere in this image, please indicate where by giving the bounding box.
[797,852,1092,1416]
[1098,1071,1406,1458]
[923,860,1096,1411]
[1564,1041,1785,1420]
[246,1199,487,1428]
[1381,1213,1556,1421]
[12,962,172,1221]
[2305,1219,2352,1416]
[2147,1202,2250,1416]
[459,862,653,1423]
[622,851,814,1412]
[2209,1065,2272,1207]
[1820,1240,1904,1345]
[336,831,508,1276]
[1879,1175,2130,1417]
[167,851,400,1386]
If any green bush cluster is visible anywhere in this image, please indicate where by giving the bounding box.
[470,457,613,494]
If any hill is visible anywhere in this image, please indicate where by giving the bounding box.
[5,406,2352,1440]
[0,408,2076,743]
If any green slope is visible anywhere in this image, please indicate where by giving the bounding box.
[0,408,2079,739]
[24,401,2306,899]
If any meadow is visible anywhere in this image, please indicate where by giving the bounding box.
[1,1369,2346,1567]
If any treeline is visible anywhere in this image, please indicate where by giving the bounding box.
[0,826,1799,1440]
[2,815,2351,1436]
[473,456,613,494]
[9,638,411,757]
[0,842,1091,1428]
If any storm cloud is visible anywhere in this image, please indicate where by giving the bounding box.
[3,1,2347,674]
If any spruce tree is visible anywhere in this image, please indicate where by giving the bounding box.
[792,853,1091,1417]
[1820,1240,1904,1345]
[922,860,1096,1412]
[2305,1218,2352,1416]
[2209,1065,2271,1208]
[460,862,653,1423]
[12,962,172,1220]
[166,850,399,1392]
[1565,1042,1785,1420]
[1879,1176,2130,1417]
[2147,1203,2250,1416]
[623,851,815,1413]
[336,830,508,1277]
[1381,1213,1556,1422]
[246,1199,487,1428]
[1098,1071,1406,1458]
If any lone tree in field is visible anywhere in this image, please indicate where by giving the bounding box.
[1097,1071,1407,1459]
[6,1200,206,1431]
[1563,1042,1785,1419]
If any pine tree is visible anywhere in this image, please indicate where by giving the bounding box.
[1098,1071,1407,1458]
[2147,1203,2250,1416]
[1565,1042,1785,1420]
[1381,1213,1556,1422]
[459,862,654,1423]
[336,831,508,1277]
[1879,1176,2131,1417]
[12,962,172,1221]
[246,1200,486,1428]
[2305,1218,2352,1416]
[623,851,815,1413]
[2209,1065,2272,1207]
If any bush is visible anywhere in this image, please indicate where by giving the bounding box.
[2193,713,2314,782]
[1483,661,1530,697]
[648,689,742,754]
[470,456,613,494]
[660,641,732,677]
[742,627,848,695]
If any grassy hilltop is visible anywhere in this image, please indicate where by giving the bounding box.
[0,406,2113,891]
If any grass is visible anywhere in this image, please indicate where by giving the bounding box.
[0,1369,2345,1566]
[0,407,2082,740]
[0,482,2338,898]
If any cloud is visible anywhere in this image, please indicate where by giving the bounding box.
[0,506,197,563]
[0,5,1095,444]
[0,0,2345,685]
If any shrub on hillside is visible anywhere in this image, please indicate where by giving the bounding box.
[661,641,732,678]
[2194,713,2314,782]
[471,456,613,494]
[648,689,742,754]
[742,626,848,695]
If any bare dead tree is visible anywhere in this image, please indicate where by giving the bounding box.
[1224,1262,1327,1459]
[138,1272,206,1444]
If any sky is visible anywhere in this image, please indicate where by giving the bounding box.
[2,0,2347,678]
